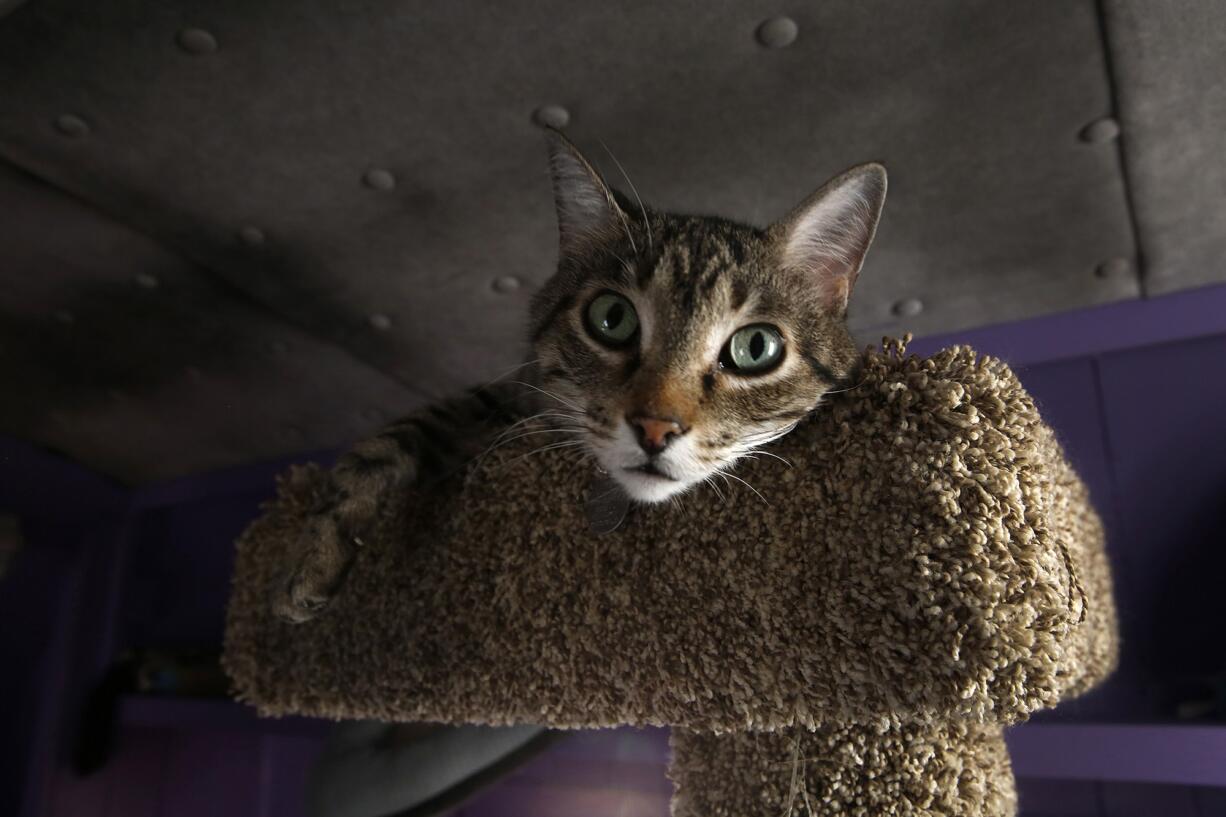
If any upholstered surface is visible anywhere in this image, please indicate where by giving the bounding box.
[0,1,1222,480]
[223,342,1117,814]
[224,343,1117,730]
[670,723,1018,817]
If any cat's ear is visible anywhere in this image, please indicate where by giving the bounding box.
[544,128,626,260]
[771,163,887,313]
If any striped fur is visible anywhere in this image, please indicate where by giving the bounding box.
[276,134,885,622]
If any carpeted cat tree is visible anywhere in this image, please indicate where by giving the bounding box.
[223,339,1118,816]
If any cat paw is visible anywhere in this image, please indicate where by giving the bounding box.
[272,515,353,624]
[273,566,333,623]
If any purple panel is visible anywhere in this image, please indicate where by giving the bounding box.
[1194,786,1226,816]
[1098,781,1199,817]
[1007,724,1226,787]
[1013,359,1152,721]
[1097,335,1226,689]
[460,779,670,817]
[258,735,326,817]
[5,512,133,817]
[508,728,671,795]
[0,521,78,817]
[120,493,270,648]
[46,764,108,817]
[1015,778,1101,816]
[2,434,129,817]
[906,282,1226,369]
[443,729,673,817]
[161,731,264,817]
[13,296,1225,817]
[119,696,332,739]
[1014,359,1114,517]
[103,728,169,817]
[131,448,338,512]
[0,435,127,517]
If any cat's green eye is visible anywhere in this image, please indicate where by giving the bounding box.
[722,324,784,374]
[585,292,639,347]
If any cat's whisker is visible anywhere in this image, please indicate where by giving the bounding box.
[740,426,784,440]
[480,358,543,388]
[734,448,793,469]
[490,411,583,440]
[739,421,800,447]
[609,250,634,274]
[614,210,639,257]
[491,427,586,447]
[517,436,588,453]
[752,449,794,467]
[476,424,587,463]
[599,138,653,254]
[495,411,577,431]
[823,376,869,396]
[504,380,586,413]
[483,419,581,453]
[784,733,803,817]
[508,439,588,464]
[588,149,639,258]
[588,482,625,504]
[720,470,770,506]
[703,475,728,504]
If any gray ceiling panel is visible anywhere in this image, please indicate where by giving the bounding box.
[0,164,423,482]
[1102,1,1226,295]
[0,1,1169,481]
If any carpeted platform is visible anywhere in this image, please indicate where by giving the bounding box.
[224,339,1117,815]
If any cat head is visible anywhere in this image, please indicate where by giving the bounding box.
[529,131,886,504]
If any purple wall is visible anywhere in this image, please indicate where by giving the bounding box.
[5,284,1226,817]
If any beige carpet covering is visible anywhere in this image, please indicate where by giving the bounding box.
[224,339,1118,815]
[670,722,1017,817]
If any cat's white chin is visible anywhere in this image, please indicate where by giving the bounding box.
[592,424,707,503]
[612,466,696,504]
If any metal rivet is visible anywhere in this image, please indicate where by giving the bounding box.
[1095,257,1131,278]
[532,104,571,129]
[755,17,799,49]
[363,168,396,191]
[237,226,265,246]
[54,114,90,138]
[1079,117,1120,144]
[492,275,522,294]
[176,28,218,55]
[368,313,393,331]
[892,298,924,317]
[53,309,75,325]
[134,272,159,289]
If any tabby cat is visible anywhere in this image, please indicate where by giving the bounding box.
[275,130,886,623]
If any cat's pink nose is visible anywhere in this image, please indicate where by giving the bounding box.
[628,415,685,454]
